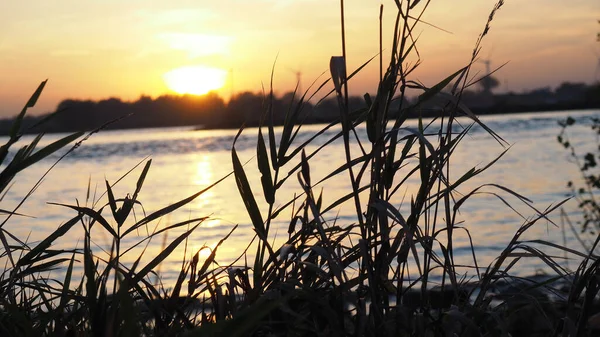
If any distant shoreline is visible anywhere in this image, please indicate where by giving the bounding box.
[1,99,599,136]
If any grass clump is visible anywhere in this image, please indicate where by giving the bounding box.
[1,1,600,336]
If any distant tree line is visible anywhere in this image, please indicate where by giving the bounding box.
[0,91,405,134]
[460,81,600,114]
[0,81,598,135]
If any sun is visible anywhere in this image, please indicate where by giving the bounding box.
[164,65,227,95]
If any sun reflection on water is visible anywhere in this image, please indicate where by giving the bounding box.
[193,155,213,186]
[191,155,214,211]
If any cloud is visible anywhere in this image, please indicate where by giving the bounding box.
[158,33,232,59]
[256,0,318,10]
[136,8,217,27]
[50,50,91,57]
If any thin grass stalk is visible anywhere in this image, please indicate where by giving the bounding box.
[379,5,383,84]
[339,0,349,114]
[338,8,365,239]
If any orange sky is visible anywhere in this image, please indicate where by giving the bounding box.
[0,0,598,117]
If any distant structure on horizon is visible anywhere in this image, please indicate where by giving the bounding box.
[595,20,599,82]
[229,68,235,101]
[476,58,499,95]
[288,67,303,95]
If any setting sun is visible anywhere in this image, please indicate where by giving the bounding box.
[163,65,227,95]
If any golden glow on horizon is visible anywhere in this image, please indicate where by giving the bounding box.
[163,66,227,95]
[0,1,596,116]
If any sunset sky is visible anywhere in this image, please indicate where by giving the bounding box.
[0,0,598,117]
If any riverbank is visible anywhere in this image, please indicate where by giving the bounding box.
[0,86,598,136]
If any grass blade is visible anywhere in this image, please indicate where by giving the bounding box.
[130,223,200,285]
[257,128,274,204]
[17,215,82,266]
[48,203,117,238]
[232,128,265,238]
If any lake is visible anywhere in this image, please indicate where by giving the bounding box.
[2,109,599,286]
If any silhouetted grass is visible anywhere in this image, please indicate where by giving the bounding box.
[1,1,599,336]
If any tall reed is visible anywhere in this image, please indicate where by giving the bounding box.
[1,1,598,336]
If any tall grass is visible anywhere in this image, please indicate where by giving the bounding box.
[1,1,599,336]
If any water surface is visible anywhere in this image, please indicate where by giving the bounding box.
[2,109,598,285]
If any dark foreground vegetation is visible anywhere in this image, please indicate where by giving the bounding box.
[2,1,600,336]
